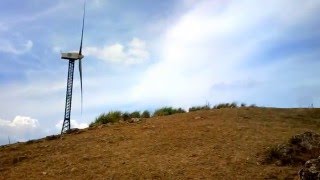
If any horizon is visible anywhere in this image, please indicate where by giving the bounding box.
[0,0,320,145]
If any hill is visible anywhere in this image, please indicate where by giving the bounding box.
[1,108,320,179]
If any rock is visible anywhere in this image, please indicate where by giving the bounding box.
[118,120,125,124]
[194,116,203,120]
[129,118,141,123]
[275,160,282,166]
[71,167,77,172]
[98,125,104,129]
[65,128,80,134]
[42,172,47,175]
[290,131,320,150]
[45,134,60,141]
[82,155,90,161]
[264,131,320,165]
[299,156,320,180]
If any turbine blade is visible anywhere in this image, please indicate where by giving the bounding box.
[79,59,83,114]
[79,1,86,55]
[79,1,85,114]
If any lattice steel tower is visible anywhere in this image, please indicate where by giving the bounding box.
[60,3,86,134]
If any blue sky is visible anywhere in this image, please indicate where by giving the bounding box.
[0,0,320,145]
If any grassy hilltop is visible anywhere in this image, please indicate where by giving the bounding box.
[0,107,320,179]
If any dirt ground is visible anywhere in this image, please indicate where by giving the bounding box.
[1,108,320,179]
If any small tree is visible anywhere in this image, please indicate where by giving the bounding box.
[141,110,151,118]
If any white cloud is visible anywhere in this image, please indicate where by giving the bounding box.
[129,0,320,107]
[0,116,38,128]
[85,38,149,65]
[0,40,33,55]
[55,119,88,130]
[0,116,88,145]
[0,116,43,145]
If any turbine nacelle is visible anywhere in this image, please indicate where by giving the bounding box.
[61,52,84,60]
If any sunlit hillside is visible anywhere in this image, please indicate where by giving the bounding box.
[1,108,320,179]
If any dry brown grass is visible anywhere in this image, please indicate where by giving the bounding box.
[0,108,319,179]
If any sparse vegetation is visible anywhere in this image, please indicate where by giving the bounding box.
[189,104,211,112]
[130,111,141,118]
[1,108,320,179]
[240,103,246,107]
[122,112,131,121]
[141,110,151,118]
[213,102,238,109]
[45,135,60,141]
[26,140,37,144]
[153,107,186,116]
[89,121,95,127]
[89,102,258,126]
[93,111,122,125]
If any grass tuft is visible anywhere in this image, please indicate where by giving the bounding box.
[93,111,122,125]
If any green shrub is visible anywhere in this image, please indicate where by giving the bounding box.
[130,111,141,118]
[93,113,108,124]
[264,146,283,163]
[141,110,151,118]
[249,104,257,108]
[89,121,95,127]
[122,112,131,121]
[189,104,211,112]
[213,102,238,109]
[93,111,122,125]
[240,103,246,107]
[153,107,186,117]
[213,103,227,109]
[230,102,238,108]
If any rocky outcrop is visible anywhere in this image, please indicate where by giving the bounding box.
[265,131,320,165]
[65,128,81,134]
[290,131,320,151]
[299,156,320,180]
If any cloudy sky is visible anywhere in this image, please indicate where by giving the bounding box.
[0,0,320,145]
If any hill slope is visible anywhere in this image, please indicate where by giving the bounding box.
[1,108,320,179]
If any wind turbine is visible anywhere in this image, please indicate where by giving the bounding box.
[60,3,86,134]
